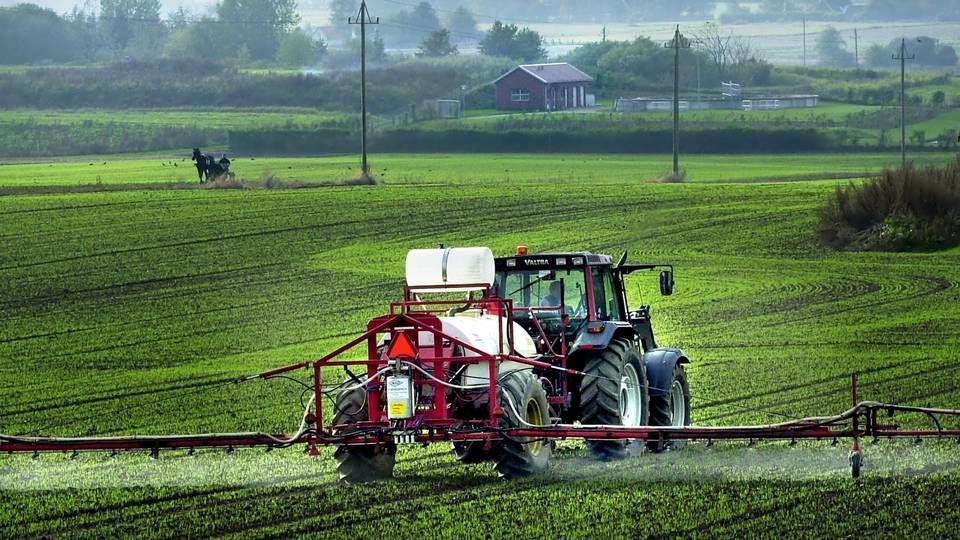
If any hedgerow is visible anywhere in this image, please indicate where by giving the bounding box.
[819,159,960,250]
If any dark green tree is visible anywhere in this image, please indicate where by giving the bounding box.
[99,0,162,52]
[164,18,232,60]
[937,46,958,67]
[479,21,545,62]
[417,28,457,57]
[444,6,476,44]
[216,0,300,60]
[864,43,889,67]
[514,27,546,62]
[371,32,386,62]
[277,28,326,66]
[816,26,854,67]
[0,4,76,63]
[383,1,440,48]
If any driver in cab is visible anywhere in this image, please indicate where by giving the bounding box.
[540,281,575,315]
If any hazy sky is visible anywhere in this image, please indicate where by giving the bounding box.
[0,0,219,15]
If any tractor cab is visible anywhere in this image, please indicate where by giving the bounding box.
[494,251,617,328]
[493,247,674,353]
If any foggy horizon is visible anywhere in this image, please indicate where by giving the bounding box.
[0,0,217,15]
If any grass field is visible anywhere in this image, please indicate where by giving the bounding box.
[0,151,955,188]
[458,102,881,124]
[0,108,357,158]
[472,20,960,64]
[0,109,351,131]
[1,154,959,537]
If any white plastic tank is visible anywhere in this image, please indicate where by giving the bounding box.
[405,247,495,292]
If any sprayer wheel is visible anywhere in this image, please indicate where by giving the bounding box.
[332,386,396,484]
[492,371,552,478]
[646,364,691,453]
[452,441,490,463]
[580,338,650,460]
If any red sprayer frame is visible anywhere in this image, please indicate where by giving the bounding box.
[3,289,960,478]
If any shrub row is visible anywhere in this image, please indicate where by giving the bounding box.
[229,126,833,155]
[819,159,960,251]
[0,123,220,157]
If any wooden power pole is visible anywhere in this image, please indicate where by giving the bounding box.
[802,16,806,66]
[348,1,378,178]
[853,28,859,66]
[893,38,915,167]
[666,26,690,177]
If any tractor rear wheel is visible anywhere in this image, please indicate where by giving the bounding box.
[492,371,552,478]
[332,387,396,484]
[580,338,650,460]
[646,364,691,453]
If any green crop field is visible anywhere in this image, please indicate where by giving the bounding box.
[1,155,959,537]
[0,108,351,131]
[0,151,955,189]
[912,109,960,136]
[0,109,357,158]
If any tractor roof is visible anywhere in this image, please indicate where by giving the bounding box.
[494,252,613,269]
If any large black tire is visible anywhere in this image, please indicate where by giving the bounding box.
[332,387,396,484]
[452,441,490,463]
[581,338,650,460]
[492,371,552,478]
[646,364,691,453]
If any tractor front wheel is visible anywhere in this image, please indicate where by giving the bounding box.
[332,387,396,484]
[646,364,691,453]
[580,338,650,460]
[492,371,552,478]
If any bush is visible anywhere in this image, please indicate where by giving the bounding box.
[276,29,325,67]
[229,126,831,155]
[818,160,960,251]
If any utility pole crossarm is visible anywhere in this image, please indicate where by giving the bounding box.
[348,1,379,178]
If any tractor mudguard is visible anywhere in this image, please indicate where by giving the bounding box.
[569,322,635,356]
[642,348,690,397]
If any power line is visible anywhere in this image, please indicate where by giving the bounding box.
[376,0,554,26]
[90,14,292,24]
[379,19,485,41]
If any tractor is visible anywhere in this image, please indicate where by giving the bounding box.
[331,246,691,482]
[4,247,957,480]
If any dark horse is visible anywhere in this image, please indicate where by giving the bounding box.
[191,148,232,183]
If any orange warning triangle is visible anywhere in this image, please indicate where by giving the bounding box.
[386,332,418,359]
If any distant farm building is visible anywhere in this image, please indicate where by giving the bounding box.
[494,63,595,111]
[615,94,819,113]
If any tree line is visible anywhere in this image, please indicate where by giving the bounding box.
[816,27,957,68]
[562,24,772,96]
[0,0,318,66]
[0,1,549,67]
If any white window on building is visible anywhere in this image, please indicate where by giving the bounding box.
[511,88,530,102]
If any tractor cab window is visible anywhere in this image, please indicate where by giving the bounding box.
[495,268,587,321]
[592,268,622,321]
